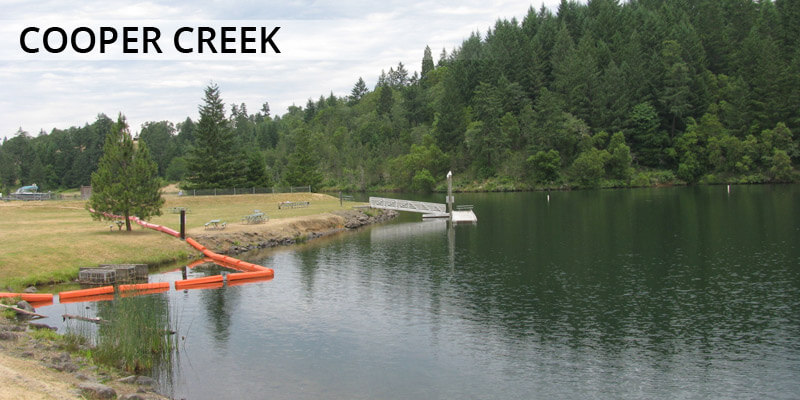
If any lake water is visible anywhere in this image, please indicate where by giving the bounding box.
[40,185,800,399]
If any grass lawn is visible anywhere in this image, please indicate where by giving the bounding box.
[0,192,355,290]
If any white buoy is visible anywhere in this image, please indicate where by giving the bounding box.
[547,194,550,202]
[727,184,731,194]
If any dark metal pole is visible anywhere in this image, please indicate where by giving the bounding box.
[180,209,186,240]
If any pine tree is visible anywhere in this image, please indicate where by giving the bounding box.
[283,129,322,190]
[86,114,163,231]
[349,77,369,105]
[421,45,435,83]
[186,84,246,189]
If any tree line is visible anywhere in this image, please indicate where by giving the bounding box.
[1,0,798,193]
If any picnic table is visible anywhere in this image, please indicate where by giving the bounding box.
[242,210,268,224]
[109,220,125,231]
[278,201,310,209]
[204,219,226,230]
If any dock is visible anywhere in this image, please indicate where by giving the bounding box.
[451,205,478,223]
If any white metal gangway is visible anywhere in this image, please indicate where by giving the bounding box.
[369,197,449,218]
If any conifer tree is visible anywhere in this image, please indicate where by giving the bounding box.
[186,83,246,188]
[86,114,163,231]
[283,129,322,190]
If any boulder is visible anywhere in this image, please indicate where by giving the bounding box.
[117,375,138,384]
[16,300,35,313]
[135,376,156,386]
[78,382,117,399]
[120,394,147,400]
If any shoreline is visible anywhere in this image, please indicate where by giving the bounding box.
[0,207,397,399]
[188,208,397,255]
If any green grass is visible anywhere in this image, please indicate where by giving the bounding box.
[0,191,358,289]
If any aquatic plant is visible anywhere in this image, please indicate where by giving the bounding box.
[92,293,176,373]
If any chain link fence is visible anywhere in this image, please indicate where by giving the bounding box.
[168,185,312,197]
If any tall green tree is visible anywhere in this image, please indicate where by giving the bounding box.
[283,128,322,190]
[138,121,176,177]
[86,115,163,231]
[186,84,246,188]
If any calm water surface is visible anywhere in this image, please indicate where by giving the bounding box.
[42,185,800,399]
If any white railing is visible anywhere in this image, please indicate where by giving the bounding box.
[369,196,447,215]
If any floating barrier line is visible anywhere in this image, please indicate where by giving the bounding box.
[0,292,54,302]
[49,209,277,305]
[59,285,114,299]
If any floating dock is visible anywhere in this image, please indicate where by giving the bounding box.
[451,210,478,223]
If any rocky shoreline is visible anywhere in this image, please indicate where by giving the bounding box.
[190,208,397,255]
[0,315,169,399]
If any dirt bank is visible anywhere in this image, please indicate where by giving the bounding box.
[0,317,168,400]
[189,208,397,254]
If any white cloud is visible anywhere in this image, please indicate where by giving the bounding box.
[0,0,565,138]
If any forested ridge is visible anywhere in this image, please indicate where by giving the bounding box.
[2,0,798,193]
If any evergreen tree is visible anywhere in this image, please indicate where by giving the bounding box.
[138,121,176,177]
[421,45,435,85]
[283,129,322,190]
[186,84,246,188]
[86,115,163,231]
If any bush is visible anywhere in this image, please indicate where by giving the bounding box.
[528,150,561,184]
[571,148,608,188]
[411,169,436,192]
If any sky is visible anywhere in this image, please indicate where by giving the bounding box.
[0,0,564,140]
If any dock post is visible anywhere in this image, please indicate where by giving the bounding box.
[446,171,453,217]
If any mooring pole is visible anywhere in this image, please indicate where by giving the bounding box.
[447,170,453,217]
[180,209,186,240]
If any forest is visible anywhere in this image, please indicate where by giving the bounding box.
[1,0,798,193]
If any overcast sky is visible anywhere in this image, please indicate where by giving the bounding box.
[0,0,564,140]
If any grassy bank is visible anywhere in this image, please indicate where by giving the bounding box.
[0,192,354,290]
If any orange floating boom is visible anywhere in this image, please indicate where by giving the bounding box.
[174,275,224,289]
[59,285,114,300]
[0,292,54,302]
[227,270,274,281]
